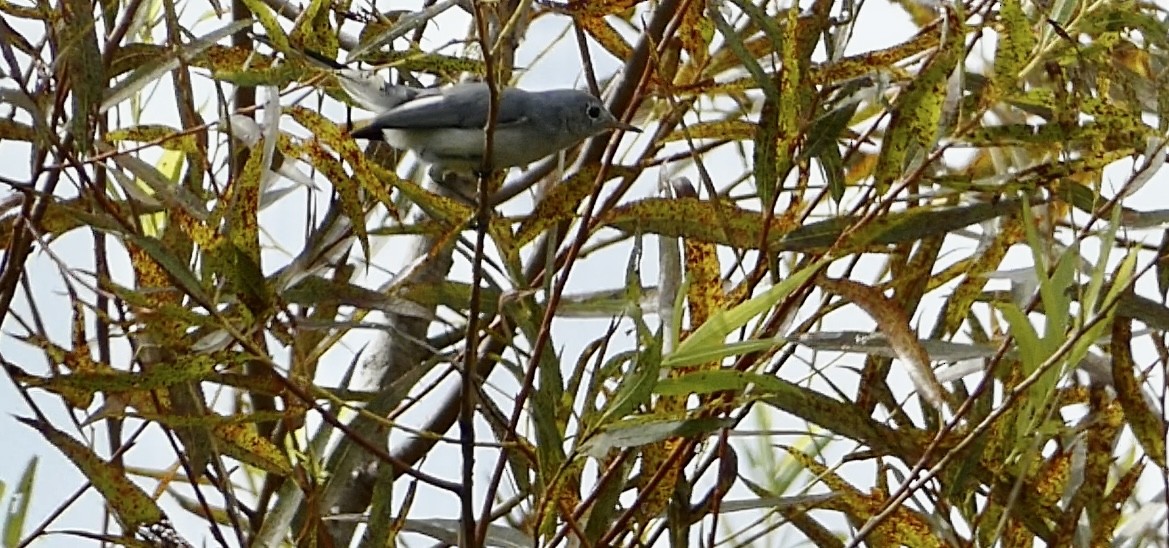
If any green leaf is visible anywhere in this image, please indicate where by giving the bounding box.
[3,457,37,547]
[655,369,791,396]
[15,418,167,530]
[603,197,1023,252]
[666,260,822,367]
[102,19,253,113]
[581,416,731,458]
[873,10,963,193]
[660,338,784,369]
[597,336,661,426]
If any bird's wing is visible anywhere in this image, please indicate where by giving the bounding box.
[361,84,532,130]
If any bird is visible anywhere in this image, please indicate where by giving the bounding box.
[254,36,640,181]
[347,82,640,178]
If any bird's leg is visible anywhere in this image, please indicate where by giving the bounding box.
[427,164,449,184]
[428,166,479,205]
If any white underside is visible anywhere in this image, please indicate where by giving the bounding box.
[381,127,566,171]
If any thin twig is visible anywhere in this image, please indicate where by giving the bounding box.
[478,1,674,543]
[465,1,504,545]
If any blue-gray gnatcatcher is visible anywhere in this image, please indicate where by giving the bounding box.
[338,73,640,179]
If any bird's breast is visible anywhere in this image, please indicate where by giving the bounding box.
[381,126,566,170]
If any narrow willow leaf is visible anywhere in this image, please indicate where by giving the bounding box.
[783,447,946,547]
[597,334,661,425]
[661,119,755,142]
[577,16,633,61]
[400,519,532,548]
[655,369,790,396]
[661,338,784,369]
[14,418,168,530]
[288,0,337,59]
[582,417,731,458]
[818,277,948,411]
[102,19,253,113]
[603,197,1022,252]
[872,10,962,192]
[993,0,1037,91]
[20,356,215,393]
[109,151,207,222]
[515,166,633,247]
[283,276,434,319]
[1111,316,1166,468]
[61,0,102,153]
[666,260,822,367]
[211,423,294,476]
[121,236,213,315]
[2,457,37,547]
[105,124,198,153]
[793,331,999,362]
[240,0,288,51]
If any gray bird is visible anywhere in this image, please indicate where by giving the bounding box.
[339,73,640,179]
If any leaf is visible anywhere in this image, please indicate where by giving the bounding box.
[400,519,533,548]
[581,416,731,458]
[123,232,214,308]
[602,197,1022,252]
[1095,462,1145,545]
[108,153,207,222]
[759,7,804,206]
[105,124,199,153]
[873,9,963,193]
[3,457,37,546]
[211,423,294,476]
[288,105,410,255]
[783,447,945,547]
[665,260,822,367]
[559,0,641,17]
[288,0,337,59]
[675,0,713,71]
[818,277,949,411]
[576,16,633,61]
[662,120,756,142]
[655,369,790,396]
[804,98,859,203]
[283,276,434,318]
[61,0,103,152]
[240,0,288,52]
[14,418,169,531]
[752,89,784,206]
[793,331,1000,362]
[658,338,785,370]
[19,354,215,394]
[102,19,254,113]
[1110,316,1166,468]
[361,47,488,77]
[224,142,269,312]
[681,206,725,362]
[596,340,660,426]
[993,0,1037,92]
[710,0,780,101]
[515,166,634,248]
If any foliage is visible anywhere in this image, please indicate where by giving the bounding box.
[0,0,1167,546]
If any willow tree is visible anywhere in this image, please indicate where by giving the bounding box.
[1,0,1166,546]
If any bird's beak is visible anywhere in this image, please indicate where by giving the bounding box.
[610,119,642,133]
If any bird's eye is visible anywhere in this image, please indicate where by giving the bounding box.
[586,105,603,119]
